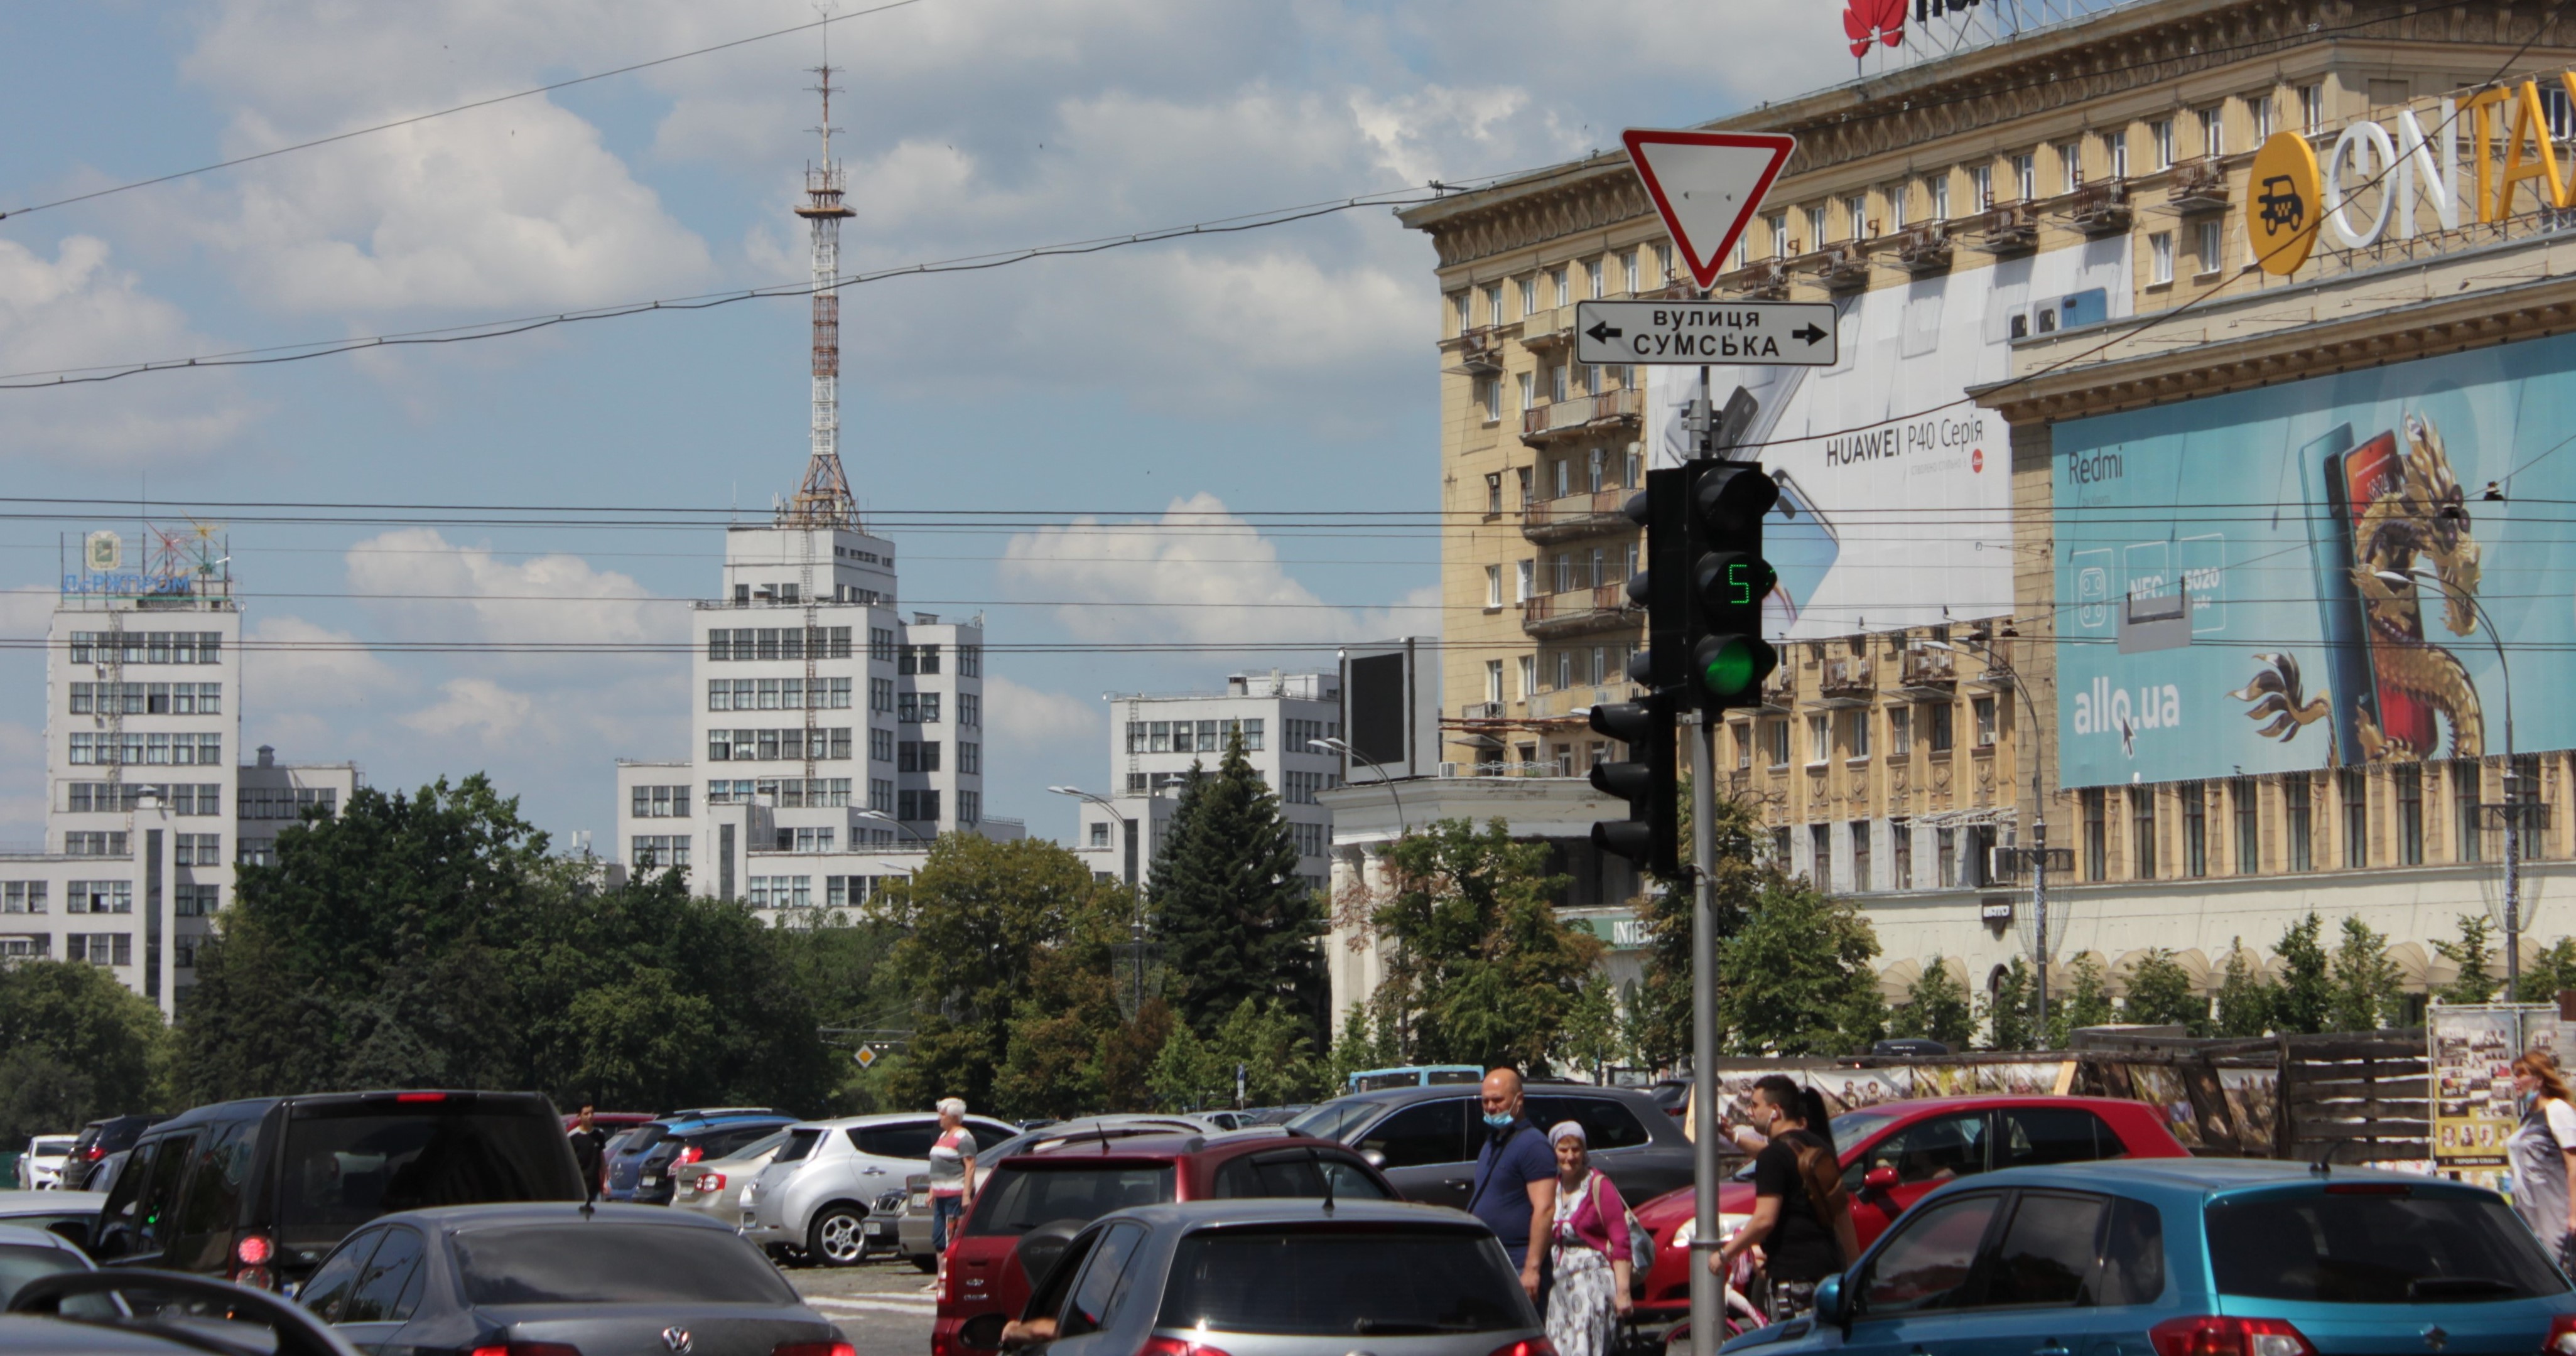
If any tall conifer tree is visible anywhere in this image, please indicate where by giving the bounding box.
[1148,731,1326,1040]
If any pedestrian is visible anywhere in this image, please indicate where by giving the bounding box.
[1709,1075,1856,1321]
[925,1097,980,1291]
[2509,1050,2576,1266]
[1544,1121,1632,1356]
[566,1101,606,1204]
[1469,1067,1559,1305]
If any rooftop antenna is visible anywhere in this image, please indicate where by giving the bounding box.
[781,1,860,532]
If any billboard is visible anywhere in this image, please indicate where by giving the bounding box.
[2053,329,2576,788]
[1649,239,2131,640]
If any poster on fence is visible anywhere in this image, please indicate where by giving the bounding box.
[2219,1068,2278,1156]
[2430,1006,2523,1174]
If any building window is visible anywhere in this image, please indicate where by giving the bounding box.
[2513,753,2547,860]
[959,741,980,774]
[1851,821,1872,892]
[897,788,942,822]
[1887,181,1907,232]
[2195,218,2223,277]
[1925,702,1954,753]
[1845,194,1867,240]
[1653,242,1672,282]
[2013,152,2037,202]
[1586,257,1604,298]
[1970,164,1993,210]
[1846,709,1870,760]
[67,881,133,914]
[1810,824,1832,893]
[1484,565,1502,609]
[2285,775,2314,872]
[1765,718,1790,768]
[1888,706,1912,756]
[2082,788,2108,881]
[67,934,133,967]
[1481,283,1502,326]
[2299,84,2324,134]
[1937,827,1957,888]
[2251,91,2275,139]
[1768,214,1788,258]
[1930,174,1950,219]
[2058,141,2082,193]
[1807,714,1831,766]
[65,832,127,857]
[175,885,215,918]
[1805,206,1827,253]
[2199,105,2224,158]
[2232,776,2260,874]
[2108,129,2129,179]
[2150,119,2174,169]
[2149,232,2175,286]
[2130,787,2157,879]
[1891,822,1913,890]
[958,693,978,728]
[1972,697,1997,748]
[630,785,691,819]
[631,835,692,869]
[2456,761,2484,862]
[2339,767,2369,868]
[897,740,942,773]
[1621,250,1638,293]
[871,728,894,763]
[1517,655,1536,700]
[2395,764,2423,866]
[2,882,47,914]
[175,834,222,866]
[2181,781,2207,878]
[1485,660,1503,704]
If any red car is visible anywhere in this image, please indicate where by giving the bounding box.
[931,1131,1396,1356]
[1632,1095,2188,1326]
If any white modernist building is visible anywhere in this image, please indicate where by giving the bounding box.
[0,533,360,1015]
[1069,672,1343,896]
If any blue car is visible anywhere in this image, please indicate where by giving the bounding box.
[600,1108,796,1205]
[1733,1159,2576,1356]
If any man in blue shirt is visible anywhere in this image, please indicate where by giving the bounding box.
[1468,1066,1559,1301]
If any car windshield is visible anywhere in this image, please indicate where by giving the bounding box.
[1728,1109,1897,1180]
[966,1164,1176,1238]
[621,1124,670,1153]
[455,1224,798,1305]
[723,1130,789,1163]
[2207,1190,2567,1304]
[1284,1100,1378,1143]
[772,1129,823,1165]
[30,1139,73,1156]
[1158,1227,1531,1335]
[276,1105,580,1247]
[0,1244,87,1309]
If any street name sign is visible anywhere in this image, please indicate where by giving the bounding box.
[1574,299,1838,366]
[1621,129,1797,290]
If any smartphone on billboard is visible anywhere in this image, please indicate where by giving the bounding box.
[2298,424,2372,764]
[1764,469,1841,635]
[2335,429,2438,755]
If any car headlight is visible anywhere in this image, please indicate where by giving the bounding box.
[1669,1214,1755,1252]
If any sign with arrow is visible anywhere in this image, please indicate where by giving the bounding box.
[1574,299,1838,367]
[1622,128,1797,291]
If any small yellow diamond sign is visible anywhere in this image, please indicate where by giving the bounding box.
[853,1046,879,1068]
[2248,131,2322,277]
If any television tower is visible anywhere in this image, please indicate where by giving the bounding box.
[782,55,859,529]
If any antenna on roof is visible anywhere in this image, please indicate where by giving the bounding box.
[1318,1148,1335,1215]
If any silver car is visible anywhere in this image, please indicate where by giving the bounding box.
[742,1111,1017,1267]
[667,1127,789,1224]
[0,1191,106,1254]
[13,1138,72,1192]
[988,1198,1542,1356]
[892,1116,1223,1269]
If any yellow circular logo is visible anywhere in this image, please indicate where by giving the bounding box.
[2248,131,2322,276]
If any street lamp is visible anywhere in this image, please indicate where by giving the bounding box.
[1311,736,1406,836]
[1051,785,1147,1018]
[852,809,936,848]
[1930,636,2054,1029]
[2376,567,2526,992]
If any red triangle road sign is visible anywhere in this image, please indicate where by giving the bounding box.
[1621,129,1798,291]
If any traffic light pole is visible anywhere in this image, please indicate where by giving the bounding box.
[1686,708,1720,1356]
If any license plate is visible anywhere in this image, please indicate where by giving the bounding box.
[867,1222,893,1236]
[641,1174,659,1186]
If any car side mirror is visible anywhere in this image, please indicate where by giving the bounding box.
[1361,1150,1387,1169]
[1862,1165,1900,1192]
[1812,1273,1849,1327]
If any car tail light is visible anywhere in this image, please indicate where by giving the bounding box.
[699,1172,727,1192]
[2150,1316,2318,1356]
[1140,1339,1234,1356]
[85,1146,104,1161]
[2322,1182,2409,1196]
[469,1345,583,1356]
[234,1234,273,1267]
[1488,1342,1558,1356]
[774,1345,858,1356]
[678,1145,705,1165]
[394,1092,447,1103]
[2545,1314,2576,1355]
[232,1266,274,1291]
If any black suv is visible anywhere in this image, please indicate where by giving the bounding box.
[90,1090,583,1291]
[63,1114,170,1192]
[1284,1082,1694,1208]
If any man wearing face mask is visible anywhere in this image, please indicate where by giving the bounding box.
[1469,1066,1560,1303]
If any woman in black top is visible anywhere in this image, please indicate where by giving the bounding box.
[1710,1075,1858,1320]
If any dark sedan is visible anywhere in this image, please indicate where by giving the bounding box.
[1285,1081,1694,1210]
[297,1202,848,1356]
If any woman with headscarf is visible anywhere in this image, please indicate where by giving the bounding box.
[1544,1120,1632,1356]
[1709,1075,1857,1321]
[2509,1049,2576,1267]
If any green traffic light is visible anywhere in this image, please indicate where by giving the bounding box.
[1700,635,1758,696]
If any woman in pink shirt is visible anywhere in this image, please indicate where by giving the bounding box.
[1545,1121,1632,1356]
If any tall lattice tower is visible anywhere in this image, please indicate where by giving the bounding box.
[782,60,860,529]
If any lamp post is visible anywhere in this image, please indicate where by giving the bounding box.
[1051,785,1145,1017]
[1311,736,1406,836]
[2377,568,2525,992]
[1933,636,2053,1030]
[852,808,936,847]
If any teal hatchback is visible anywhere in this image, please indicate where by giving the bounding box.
[1726,1158,2576,1356]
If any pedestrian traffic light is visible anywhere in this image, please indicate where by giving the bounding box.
[1589,691,1677,876]
[1685,463,1778,713]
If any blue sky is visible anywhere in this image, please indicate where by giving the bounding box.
[0,0,1853,849]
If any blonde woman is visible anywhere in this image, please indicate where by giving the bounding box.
[1544,1122,1632,1356]
[2510,1051,2576,1265]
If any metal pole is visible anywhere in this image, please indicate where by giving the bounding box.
[1687,710,1719,1356]
[1124,814,1143,1016]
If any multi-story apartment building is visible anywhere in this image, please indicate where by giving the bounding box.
[0,533,360,1014]
[1068,672,1342,895]
[1392,0,2576,1016]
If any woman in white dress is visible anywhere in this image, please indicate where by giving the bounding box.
[2509,1050,2576,1267]
[1544,1121,1633,1356]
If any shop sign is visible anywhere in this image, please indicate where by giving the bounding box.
[2320,73,2576,251]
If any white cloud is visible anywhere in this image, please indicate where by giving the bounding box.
[998,492,1440,647]
[342,528,678,657]
[982,674,1101,752]
[399,676,539,749]
[242,616,403,708]
[0,235,257,465]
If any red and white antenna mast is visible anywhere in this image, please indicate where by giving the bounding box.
[784,24,858,529]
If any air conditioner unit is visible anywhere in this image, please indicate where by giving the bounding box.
[1437,761,1461,778]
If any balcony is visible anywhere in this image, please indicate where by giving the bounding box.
[1444,326,1503,375]
[1760,664,1797,713]
[1522,584,1635,639]
[1896,645,1957,696]
[1522,488,1637,544]
[1813,242,1873,292]
[1819,656,1875,704]
[2169,159,2229,213]
[1973,203,2039,256]
[1893,224,1952,275]
[1519,387,1643,444]
[1522,306,1576,354]
[2068,180,2133,236]
[1731,260,1790,299]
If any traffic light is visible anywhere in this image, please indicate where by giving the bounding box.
[1684,463,1778,713]
[1589,692,1677,876]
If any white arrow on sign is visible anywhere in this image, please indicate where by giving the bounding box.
[1574,299,1838,367]
[1621,129,1797,291]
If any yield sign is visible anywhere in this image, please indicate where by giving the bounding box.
[1621,129,1798,291]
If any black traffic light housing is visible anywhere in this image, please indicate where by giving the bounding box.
[1684,463,1779,714]
[1589,691,1677,877]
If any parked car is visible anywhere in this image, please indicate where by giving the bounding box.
[1641,1094,2187,1334]
[11,1139,72,1193]
[88,1089,585,1291]
[1345,1064,1485,1093]
[0,1224,100,1311]
[296,1201,848,1356]
[975,1198,1539,1356]
[1746,1159,2576,1356]
[669,1127,791,1224]
[1287,1081,1695,1210]
[896,1116,1223,1270]
[560,1111,658,1134]
[61,1116,166,1192]
[5,1268,357,1355]
[0,1192,107,1254]
[743,1110,1019,1267]
[81,1150,131,1204]
[933,1129,1395,1356]
[601,1107,799,1205]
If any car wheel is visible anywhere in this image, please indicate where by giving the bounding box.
[808,1205,868,1268]
[911,1252,937,1274]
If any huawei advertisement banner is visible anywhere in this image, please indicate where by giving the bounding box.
[1648,239,2129,640]
[2053,330,2576,789]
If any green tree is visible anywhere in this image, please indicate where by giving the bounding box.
[2045,955,2115,1047]
[1210,998,1321,1107]
[1719,874,1885,1055]
[2122,948,2208,1035]
[2519,937,2576,1004]
[1149,734,1326,1041]
[2271,913,2334,1035]
[1635,794,1765,1069]
[1147,1020,1229,1111]
[1980,957,2039,1051]
[1889,957,1974,1049]
[2327,916,2402,1031]
[0,960,170,1146]
[1323,1004,1400,1094]
[2435,914,2501,1004]
[1370,818,1605,1072]
[1558,972,1626,1079]
[2212,939,2276,1037]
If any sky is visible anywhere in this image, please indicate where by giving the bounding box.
[0,0,1860,852]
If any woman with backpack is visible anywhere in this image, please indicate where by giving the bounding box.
[1544,1120,1634,1356]
[2509,1049,2576,1268]
[1709,1075,1859,1321]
